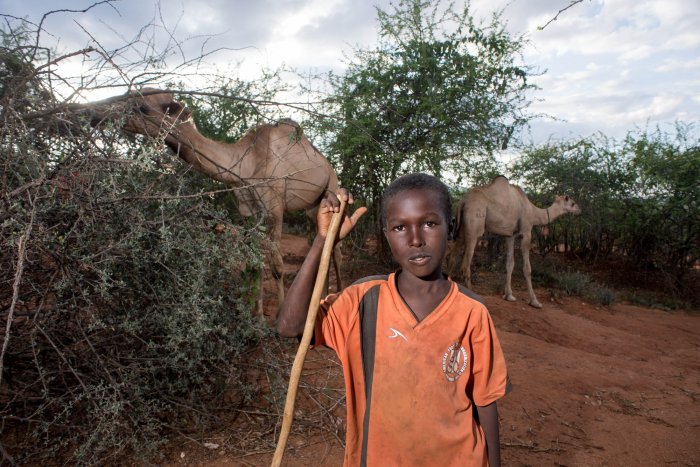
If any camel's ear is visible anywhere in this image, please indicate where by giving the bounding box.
[565,195,570,201]
[448,217,456,240]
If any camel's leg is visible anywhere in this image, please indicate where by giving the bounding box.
[446,237,465,278]
[461,235,479,289]
[268,243,285,307]
[503,236,517,302]
[257,206,285,319]
[521,232,542,308]
[256,280,264,318]
[269,216,285,310]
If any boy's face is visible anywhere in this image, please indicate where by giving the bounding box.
[383,187,449,280]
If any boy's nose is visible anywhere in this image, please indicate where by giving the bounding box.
[408,227,425,247]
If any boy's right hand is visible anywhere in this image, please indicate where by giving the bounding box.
[318,189,367,241]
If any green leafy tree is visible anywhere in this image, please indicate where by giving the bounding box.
[512,135,635,259]
[625,124,700,282]
[511,125,700,301]
[309,0,535,237]
[177,71,288,143]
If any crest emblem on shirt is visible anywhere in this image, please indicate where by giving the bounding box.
[442,343,468,382]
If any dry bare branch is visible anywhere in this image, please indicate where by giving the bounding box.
[0,203,34,389]
[538,0,587,31]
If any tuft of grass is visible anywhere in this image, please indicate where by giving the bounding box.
[531,262,558,288]
[550,270,616,306]
[621,290,689,311]
[555,271,591,296]
[587,284,617,306]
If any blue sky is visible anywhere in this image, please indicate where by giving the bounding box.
[2,0,698,149]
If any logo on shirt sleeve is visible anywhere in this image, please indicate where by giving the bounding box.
[442,343,468,382]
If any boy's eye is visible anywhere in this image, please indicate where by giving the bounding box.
[424,221,436,228]
[391,224,405,232]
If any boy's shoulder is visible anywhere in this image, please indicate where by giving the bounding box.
[453,282,486,307]
[350,274,390,286]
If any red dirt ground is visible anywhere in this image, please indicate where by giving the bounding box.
[167,233,700,467]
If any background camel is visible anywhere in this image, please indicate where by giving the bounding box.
[450,175,581,308]
[84,88,339,313]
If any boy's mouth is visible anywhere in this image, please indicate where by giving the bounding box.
[408,253,431,265]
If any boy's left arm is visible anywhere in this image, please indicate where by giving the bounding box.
[476,402,500,467]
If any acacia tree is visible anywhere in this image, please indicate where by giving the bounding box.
[0,11,272,464]
[511,135,635,259]
[177,71,288,143]
[626,125,700,283]
[511,125,700,301]
[309,0,535,234]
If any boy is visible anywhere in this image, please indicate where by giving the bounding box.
[277,173,510,466]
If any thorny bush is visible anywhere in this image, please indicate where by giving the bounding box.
[1,36,267,464]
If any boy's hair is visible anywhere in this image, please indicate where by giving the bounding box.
[380,173,452,229]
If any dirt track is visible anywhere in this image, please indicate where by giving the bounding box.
[171,234,700,466]
[486,292,699,466]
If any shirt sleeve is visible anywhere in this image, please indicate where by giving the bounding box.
[313,286,360,356]
[467,304,510,406]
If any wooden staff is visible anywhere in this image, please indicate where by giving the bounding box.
[271,199,347,467]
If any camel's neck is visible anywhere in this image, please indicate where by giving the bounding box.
[531,200,569,226]
[529,205,552,227]
[166,123,253,186]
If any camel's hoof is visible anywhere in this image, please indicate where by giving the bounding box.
[503,294,517,302]
[529,301,542,309]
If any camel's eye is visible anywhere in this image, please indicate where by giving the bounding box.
[138,105,150,115]
[164,103,182,115]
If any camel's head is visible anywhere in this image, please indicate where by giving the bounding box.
[122,87,193,137]
[554,195,582,215]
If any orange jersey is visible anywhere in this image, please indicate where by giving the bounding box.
[314,273,509,467]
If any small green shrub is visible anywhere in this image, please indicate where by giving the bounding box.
[587,283,617,306]
[531,261,558,288]
[622,290,689,311]
[554,271,591,296]
[550,270,616,306]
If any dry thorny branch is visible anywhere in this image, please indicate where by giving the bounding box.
[538,0,588,31]
[1,2,356,463]
[0,3,308,464]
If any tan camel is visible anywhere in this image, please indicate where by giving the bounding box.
[451,175,581,308]
[84,88,339,313]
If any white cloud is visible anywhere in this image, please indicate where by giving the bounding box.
[270,0,345,37]
[654,56,700,73]
[1,0,697,142]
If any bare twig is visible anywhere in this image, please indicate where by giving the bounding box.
[33,1,118,59]
[502,440,565,453]
[0,441,17,467]
[538,0,587,31]
[0,200,35,388]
